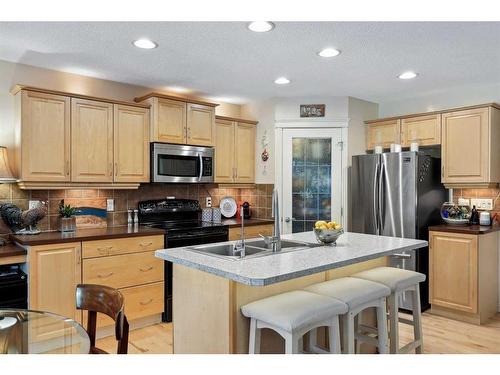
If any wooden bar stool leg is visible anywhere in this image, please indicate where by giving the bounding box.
[412,285,423,354]
[329,316,342,354]
[388,293,399,354]
[376,298,389,354]
[354,314,361,354]
[249,318,261,354]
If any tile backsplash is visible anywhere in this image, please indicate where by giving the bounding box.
[0,183,274,239]
[453,188,500,216]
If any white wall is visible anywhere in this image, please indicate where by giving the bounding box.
[378,81,500,117]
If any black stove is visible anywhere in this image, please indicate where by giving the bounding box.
[138,199,229,322]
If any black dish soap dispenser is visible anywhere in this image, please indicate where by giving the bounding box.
[470,205,480,225]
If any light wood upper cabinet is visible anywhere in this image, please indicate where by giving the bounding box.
[153,97,187,144]
[215,119,235,183]
[401,114,441,147]
[18,90,71,181]
[187,103,215,146]
[234,122,256,183]
[429,231,478,313]
[366,119,401,150]
[114,104,150,182]
[214,117,257,184]
[28,242,82,322]
[71,98,113,182]
[441,107,500,187]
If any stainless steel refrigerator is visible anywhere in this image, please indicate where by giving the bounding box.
[351,151,446,311]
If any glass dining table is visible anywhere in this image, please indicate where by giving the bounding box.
[0,309,90,354]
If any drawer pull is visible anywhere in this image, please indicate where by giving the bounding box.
[140,298,154,306]
[97,246,113,254]
[97,272,114,279]
[139,266,154,272]
[139,242,153,247]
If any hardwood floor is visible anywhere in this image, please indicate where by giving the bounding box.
[96,312,500,354]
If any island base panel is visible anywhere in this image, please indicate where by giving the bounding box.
[172,257,389,354]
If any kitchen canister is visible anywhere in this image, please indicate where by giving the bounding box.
[202,208,213,222]
[212,208,222,223]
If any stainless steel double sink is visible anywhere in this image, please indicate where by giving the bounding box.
[186,239,321,261]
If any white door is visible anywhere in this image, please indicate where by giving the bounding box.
[281,128,343,234]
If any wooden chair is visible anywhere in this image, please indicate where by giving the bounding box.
[76,284,129,354]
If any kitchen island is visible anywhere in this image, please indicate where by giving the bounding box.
[155,231,427,354]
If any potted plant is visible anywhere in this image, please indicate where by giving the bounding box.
[58,200,77,232]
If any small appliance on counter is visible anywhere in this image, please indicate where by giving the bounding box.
[238,201,252,219]
[479,211,492,226]
[138,199,228,322]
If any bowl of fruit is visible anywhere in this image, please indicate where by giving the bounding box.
[313,221,344,245]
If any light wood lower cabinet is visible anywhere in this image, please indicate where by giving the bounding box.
[27,235,164,335]
[28,242,82,322]
[429,230,498,324]
[71,98,114,182]
[83,251,163,289]
[228,224,273,241]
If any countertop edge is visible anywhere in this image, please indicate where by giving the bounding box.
[155,241,427,286]
[0,243,27,258]
[429,224,500,235]
[10,226,166,246]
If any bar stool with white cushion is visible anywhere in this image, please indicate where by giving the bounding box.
[241,290,348,354]
[304,277,391,354]
[351,266,425,354]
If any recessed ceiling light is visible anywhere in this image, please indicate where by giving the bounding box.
[274,77,290,85]
[398,71,418,80]
[247,21,275,33]
[318,48,341,58]
[133,39,158,49]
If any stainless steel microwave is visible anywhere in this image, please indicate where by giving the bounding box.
[151,143,214,183]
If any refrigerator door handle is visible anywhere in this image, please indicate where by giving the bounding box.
[378,161,385,234]
[373,162,380,234]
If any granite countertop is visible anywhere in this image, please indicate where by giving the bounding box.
[221,218,273,228]
[429,223,500,235]
[0,243,27,258]
[155,231,427,286]
[10,225,165,246]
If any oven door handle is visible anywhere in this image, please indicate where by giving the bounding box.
[198,153,203,181]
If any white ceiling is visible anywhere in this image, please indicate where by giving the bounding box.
[0,22,499,104]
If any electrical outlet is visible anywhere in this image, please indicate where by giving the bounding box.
[106,199,114,212]
[206,197,212,208]
[29,200,41,209]
[458,198,470,206]
[470,198,493,210]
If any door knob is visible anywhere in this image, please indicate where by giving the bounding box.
[285,217,291,223]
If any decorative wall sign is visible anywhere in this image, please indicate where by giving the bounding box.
[300,104,325,118]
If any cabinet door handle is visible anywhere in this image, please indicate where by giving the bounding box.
[109,163,112,177]
[140,298,153,306]
[441,165,444,177]
[76,248,81,265]
[65,160,70,176]
[139,266,154,272]
[97,246,112,255]
[139,242,153,247]
[114,162,118,177]
[97,272,114,279]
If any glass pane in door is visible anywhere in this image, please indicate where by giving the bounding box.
[291,138,332,233]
